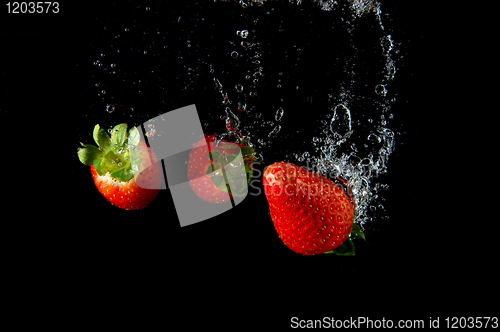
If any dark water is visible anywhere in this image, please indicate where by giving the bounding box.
[2,0,495,322]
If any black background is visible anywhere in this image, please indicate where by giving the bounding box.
[2,0,495,327]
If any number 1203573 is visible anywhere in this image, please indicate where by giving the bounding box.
[6,2,59,14]
[445,317,498,329]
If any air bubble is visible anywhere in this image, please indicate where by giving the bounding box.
[385,60,397,80]
[106,104,116,113]
[236,30,249,38]
[146,124,156,137]
[214,78,223,90]
[330,104,352,144]
[367,133,381,143]
[225,108,240,131]
[275,107,284,122]
[381,35,394,55]
[268,125,281,138]
[231,51,239,58]
[375,84,387,96]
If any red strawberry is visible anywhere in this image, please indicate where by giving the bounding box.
[187,134,256,203]
[78,124,161,210]
[263,162,357,255]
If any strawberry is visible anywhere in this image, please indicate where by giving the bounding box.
[263,162,359,255]
[78,123,162,210]
[187,134,256,204]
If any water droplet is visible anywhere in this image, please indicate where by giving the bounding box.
[146,124,156,137]
[330,104,352,143]
[106,104,115,113]
[268,125,281,138]
[237,101,246,112]
[275,107,284,122]
[375,84,387,96]
[380,115,387,126]
[367,133,381,143]
[385,59,397,80]
[214,78,223,90]
[225,108,240,131]
[381,35,394,55]
[237,30,249,38]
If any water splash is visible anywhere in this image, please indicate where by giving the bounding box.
[204,1,400,227]
[88,0,401,227]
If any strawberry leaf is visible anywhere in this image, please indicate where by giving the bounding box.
[111,123,127,147]
[324,239,355,256]
[93,158,106,176]
[78,144,102,166]
[111,169,134,182]
[350,223,366,241]
[94,125,111,150]
[240,146,255,159]
[209,150,222,163]
[128,126,140,148]
[206,163,221,174]
[93,124,101,145]
[211,173,225,188]
[131,156,141,173]
[221,154,238,167]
